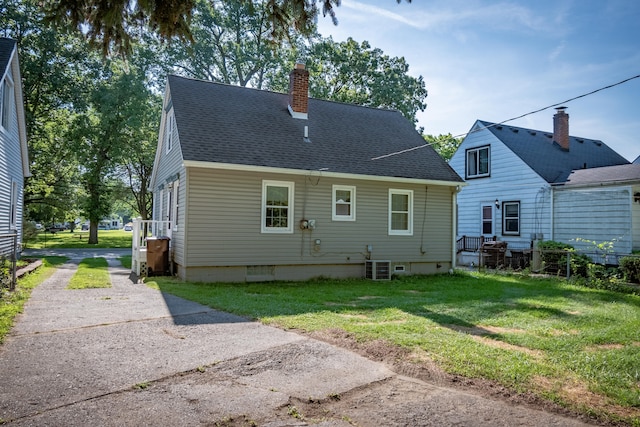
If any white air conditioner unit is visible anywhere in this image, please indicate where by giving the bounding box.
[365,260,391,280]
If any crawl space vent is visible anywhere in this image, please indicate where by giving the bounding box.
[365,260,391,280]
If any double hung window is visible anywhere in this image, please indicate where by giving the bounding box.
[332,185,355,221]
[388,189,413,235]
[502,201,520,235]
[262,180,294,233]
[466,146,490,178]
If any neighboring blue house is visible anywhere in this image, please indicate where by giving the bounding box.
[0,38,30,254]
[449,107,636,264]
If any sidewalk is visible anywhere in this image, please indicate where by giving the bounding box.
[0,251,598,426]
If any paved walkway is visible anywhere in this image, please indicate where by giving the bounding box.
[0,251,598,426]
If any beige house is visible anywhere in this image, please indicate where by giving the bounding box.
[147,65,464,282]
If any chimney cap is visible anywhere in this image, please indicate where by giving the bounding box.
[294,62,306,70]
[555,106,568,112]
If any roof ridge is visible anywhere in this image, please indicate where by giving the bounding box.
[168,74,401,115]
[477,119,604,143]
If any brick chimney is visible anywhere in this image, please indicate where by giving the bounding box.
[288,63,309,120]
[553,106,569,151]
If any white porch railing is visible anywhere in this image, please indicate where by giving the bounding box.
[132,218,172,276]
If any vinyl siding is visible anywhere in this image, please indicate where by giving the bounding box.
[183,168,455,272]
[151,99,185,266]
[449,123,550,248]
[553,187,632,254]
[0,65,24,254]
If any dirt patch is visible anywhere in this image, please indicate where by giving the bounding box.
[445,324,526,336]
[471,335,544,358]
[303,328,637,426]
[586,343,625,351]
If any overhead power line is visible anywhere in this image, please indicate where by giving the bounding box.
[371,73,640,161]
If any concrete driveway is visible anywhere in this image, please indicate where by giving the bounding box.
[0,251,598,426]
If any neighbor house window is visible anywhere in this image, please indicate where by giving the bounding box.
[503,201,520,235]
[332,185,355,221]
[466,146,490,178]
[1,77,13,131]
[388,189,413,235]
[481,204,493,235]
[262,180,294,233]
[165,112,174,153]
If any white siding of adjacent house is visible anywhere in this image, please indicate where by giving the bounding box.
[553,187,632,254]
[179,167,455,281]
[0,64,25,255]
[449,122,550,249]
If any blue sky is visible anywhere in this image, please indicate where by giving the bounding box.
[316,0,640,162]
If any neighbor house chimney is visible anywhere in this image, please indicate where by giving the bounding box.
[288,63,309,119]
[553,106,569,151]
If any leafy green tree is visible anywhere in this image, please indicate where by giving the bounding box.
[69,64,155,243]
[265,37,427,124]
[161,0,300,88]
[43,0,412,56]
[0,0,94,223]
[115,57,162,221]
[423,133,462,161]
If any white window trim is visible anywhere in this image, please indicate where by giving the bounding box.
[1,75,14,131]
[261,180,294,234]
[172,180,179,232]
[388,189,413,236]
[332,185,356,221]
[466,146,490,179]
[165,112,174,153]
[481,204,494,236]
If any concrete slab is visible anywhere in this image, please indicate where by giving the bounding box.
[0,251,600,426]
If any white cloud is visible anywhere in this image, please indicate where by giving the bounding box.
[341,1,557,35]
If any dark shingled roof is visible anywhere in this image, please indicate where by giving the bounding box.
[169,75,462,183]
[479,120,630,184]
[0,38,16,77]
[563,163,640,187]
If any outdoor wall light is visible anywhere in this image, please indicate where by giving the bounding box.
[495,199,500,209]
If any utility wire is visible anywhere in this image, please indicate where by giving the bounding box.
[371,73,640,161]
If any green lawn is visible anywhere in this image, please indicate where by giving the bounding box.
[67,258,111,289]
[147,272,640,425]
[25,229,133,249]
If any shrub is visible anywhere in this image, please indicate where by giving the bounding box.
[22,222,39,248]
[537,240,590,277]
[0,255,9,291]
[619,256,640,284]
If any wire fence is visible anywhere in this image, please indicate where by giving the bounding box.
[0,232,19,292]
[477,244,640,282]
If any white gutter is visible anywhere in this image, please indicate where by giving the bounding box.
[182,160,467,188]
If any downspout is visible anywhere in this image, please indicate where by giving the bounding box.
[452,187,459,269]
[549,186,554,241]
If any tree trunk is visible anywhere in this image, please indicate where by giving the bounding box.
[89,220,99,244]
